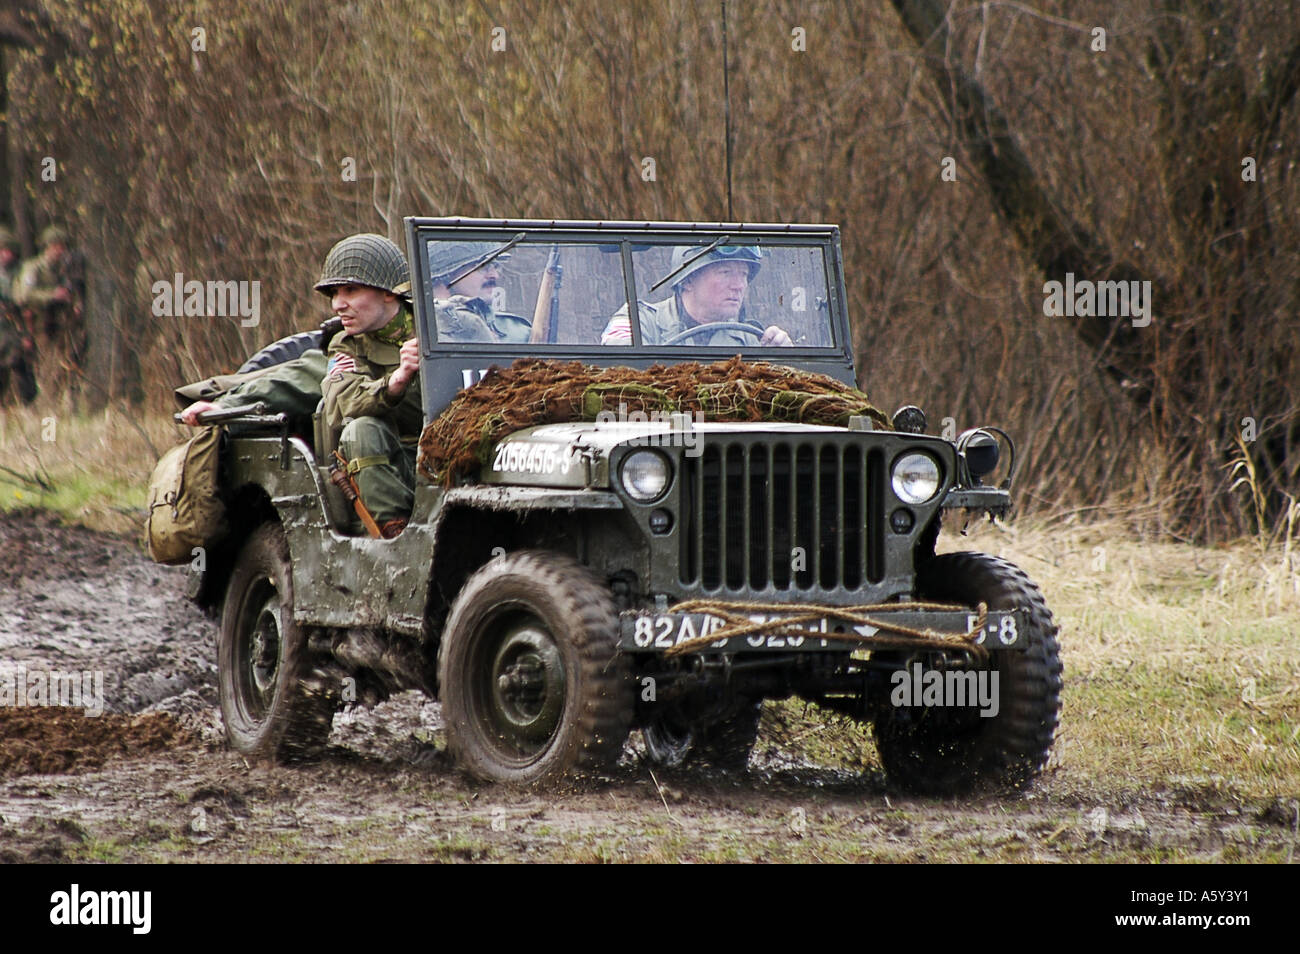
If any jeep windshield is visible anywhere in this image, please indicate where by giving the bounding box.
[411,222,842,352]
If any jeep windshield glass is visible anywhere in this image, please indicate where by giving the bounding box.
[615,242,835,348]
[421,235,835,349]
[425,238,633,346]
[648,234,731,292]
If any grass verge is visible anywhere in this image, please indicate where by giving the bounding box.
[0,400,183,537]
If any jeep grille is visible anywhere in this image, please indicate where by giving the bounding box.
[679,441,886,594]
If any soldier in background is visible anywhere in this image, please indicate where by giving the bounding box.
[14,225,86,375]
[0,226,38,404]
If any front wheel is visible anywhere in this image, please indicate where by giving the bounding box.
[438,551,633,785]
[217,523,339,761]
[872,551,1063,795]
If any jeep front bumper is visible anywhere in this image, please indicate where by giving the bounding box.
[619,606,1029,654]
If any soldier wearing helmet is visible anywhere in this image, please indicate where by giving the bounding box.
[600,244,792,347]
[427,241,531,343]
[13,224,86,371]
[317,233,422,538]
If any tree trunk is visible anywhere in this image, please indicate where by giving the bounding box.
[888,0,1300,537]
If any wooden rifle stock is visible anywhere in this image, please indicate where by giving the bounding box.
[529,245,562,343]
[331,450,383,538]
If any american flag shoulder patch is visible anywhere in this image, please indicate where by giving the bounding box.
[600,316,632,345]
[327,353,357,379]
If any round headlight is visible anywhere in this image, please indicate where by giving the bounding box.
[891,452,941,504]
[621,451,671,502]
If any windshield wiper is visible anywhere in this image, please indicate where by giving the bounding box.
[444,231,527,287]
[649,234,730,293]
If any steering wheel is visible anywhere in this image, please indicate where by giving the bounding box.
[661,321,766,346]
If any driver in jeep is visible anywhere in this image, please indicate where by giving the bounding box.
[600,245,793,347]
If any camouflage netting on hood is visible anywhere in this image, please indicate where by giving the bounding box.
[417,356,892,485]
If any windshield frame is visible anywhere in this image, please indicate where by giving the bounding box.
[405,217,856,418]
[408,218,849,354]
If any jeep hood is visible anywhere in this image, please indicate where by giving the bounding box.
[480,420,863,489]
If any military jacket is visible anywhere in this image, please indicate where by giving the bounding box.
[434,296,531,343]
[0,265,28,362]
[601,294,758,347]
[13,256,67,309]
[323,323,423,443]
[174,350,328,418]
[488,311,533,343]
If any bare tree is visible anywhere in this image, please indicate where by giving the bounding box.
[887,0,1300,538]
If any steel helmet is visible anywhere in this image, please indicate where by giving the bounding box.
[314,233,411,300]
[38,225,69,249]
[669,243,763,288]
[427,241,510,288]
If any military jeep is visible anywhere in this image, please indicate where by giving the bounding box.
[192,217,1062,794]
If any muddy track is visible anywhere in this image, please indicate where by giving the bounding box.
[0,510,1294,863]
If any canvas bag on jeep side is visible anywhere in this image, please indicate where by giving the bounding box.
[143,425,227,565]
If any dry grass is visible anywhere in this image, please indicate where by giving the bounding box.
[941,516,1300,803]
[0,399,184,537]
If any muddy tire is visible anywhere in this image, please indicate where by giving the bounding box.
[642,713,695,768]
[217,523,339,761]
[438,550,633,785]
[873,552,1062,795]
[642,698,761,771]
[694,699,762,771]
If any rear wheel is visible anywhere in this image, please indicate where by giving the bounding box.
[693,698,762,771]
[438,551,632,784]
[217,523,339,760]
[642,712,695,768]
[642,697,762,771]
[872,551,1062,795]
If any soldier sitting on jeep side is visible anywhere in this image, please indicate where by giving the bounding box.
[600,245,793,347]
[318,233,423,539]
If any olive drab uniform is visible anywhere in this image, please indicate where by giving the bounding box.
[433,295,492,342]
[434,295,532,343]
[14,243,85,367]
[489,311,533,343]
[322,308,423,524]
[174,350,329,421]
[601,293,760,347]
